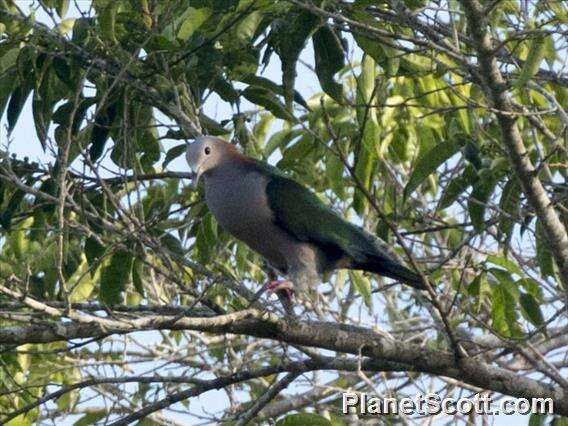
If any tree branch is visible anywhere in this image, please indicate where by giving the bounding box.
[459,0,568,294]
[0,308,566,415]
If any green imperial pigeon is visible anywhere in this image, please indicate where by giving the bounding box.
[186,136,426,300]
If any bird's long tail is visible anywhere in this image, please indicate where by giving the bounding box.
[356,255,427,290]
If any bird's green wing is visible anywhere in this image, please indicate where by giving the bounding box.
[260,164,425,289]
[264,172,375,263]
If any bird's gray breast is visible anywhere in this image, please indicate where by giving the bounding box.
[203,166,290,270]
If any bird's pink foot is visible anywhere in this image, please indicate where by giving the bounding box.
[254,280,295,300]
[267,280,295,299]
[266,280,293,293]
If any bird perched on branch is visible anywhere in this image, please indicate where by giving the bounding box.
[186,136,426,305]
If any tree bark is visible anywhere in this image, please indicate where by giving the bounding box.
[1,309,566,415]
[459,0,568,294]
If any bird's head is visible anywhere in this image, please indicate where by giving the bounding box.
[186,136,238,188]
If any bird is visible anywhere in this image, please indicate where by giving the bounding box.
[185,136,426,304]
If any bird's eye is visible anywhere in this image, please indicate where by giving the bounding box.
[204,147,211,155]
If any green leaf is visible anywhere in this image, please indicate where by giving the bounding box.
[69,260,96,302]
[519,292,544,327]
[0,68,16,119]
[164,144,186,168]
[551,416,568,426]
[486,255,523,276]
[53,57,75,91]
[99,1,118,43]
[354,9,402,76]
[132,258,145,297]
[242,86,294,120]
[194,213,218,262]
[349,271,372,309]
[404,0,425,9]
[253,112,274,144]
[490,284,509,335]
[73,412,106,426]
[85,236,105,270]
[164,129,188,140]
[0,188,25,230]
[468,170,498,232]
[312,26,344,102]
[0,48,19,74]
[211,76,239,103]
[146,34,176,51]
[463,140,482,169]
[32,91,50,147]
[264,128,301,157]
[72,17,94,45]
[515,35,547,87]
[352,133,376,215]
[488,267,519,299]
[438,164,477,209]
[356,54,376,124]
[325,149,345,199]
[5,413,35,425]
[17,45,36,82]
[56,0,70,18]
[498,176,520,247]
[329,413,346,426]
[235,9,263,42]
[7,85,32,133]
[52,99,93,148]
[269,9,319,107]
[278,134,315,168]
[90,101,118,161]
[200,113,230,136]
[352,55,378,214]
[404,141,459,200]
[491,284,522,338]
[161,233,185,257]
[240,74,309,109]
[57,17,75,35]
[542,32,556,68]
[528,414,547,426]
[467,274,492,315]
[177,8,212,41]
[138,129,161,169]
[62,244,82,281]
[276,413,332,426]
[517,278,543,300]
[535,220,554,278]
[99,250,133,305]
[352,30,384,66]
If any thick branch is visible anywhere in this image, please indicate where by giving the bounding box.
[460,0,568,293]
[0,309,566,415]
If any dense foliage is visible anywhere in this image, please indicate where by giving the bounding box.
[0,0,566,424]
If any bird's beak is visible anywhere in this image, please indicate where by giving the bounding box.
[191,166,202,189]
[186,143,202,188]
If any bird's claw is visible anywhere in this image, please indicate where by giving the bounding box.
[266,280,294,294]
[254,280,295,301]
